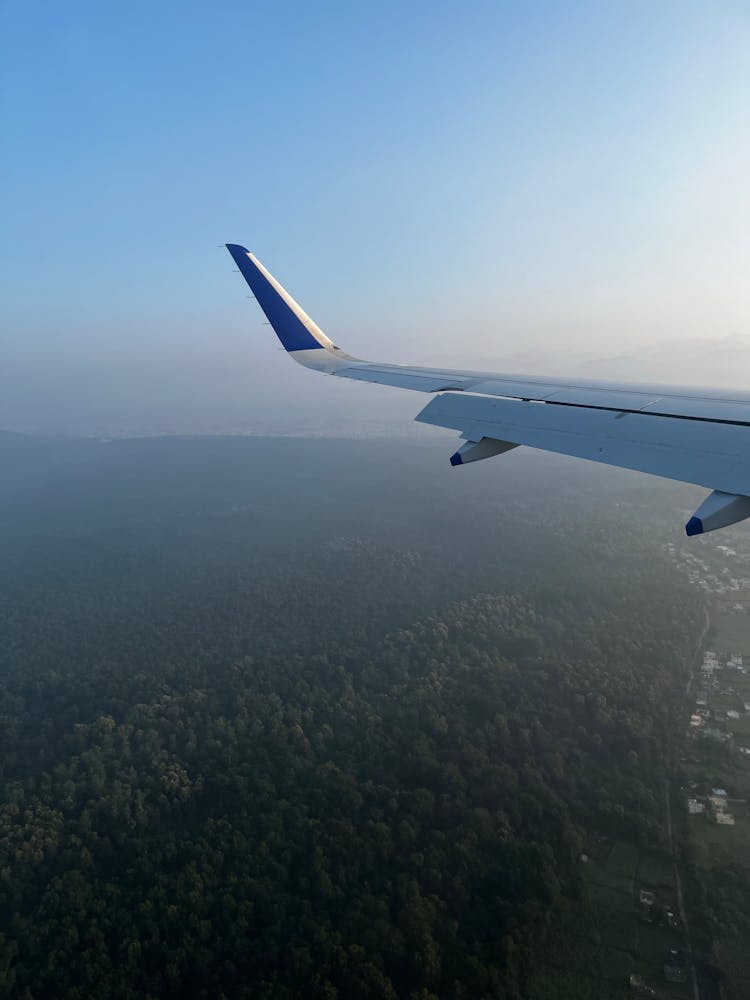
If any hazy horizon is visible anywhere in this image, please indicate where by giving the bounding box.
[2,2,749,435]
[5,332,750,438]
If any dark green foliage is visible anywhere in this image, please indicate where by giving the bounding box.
[0,435,703,998]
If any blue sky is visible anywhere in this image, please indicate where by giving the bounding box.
[2,1,749,432]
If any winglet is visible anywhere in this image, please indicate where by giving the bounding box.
[227,245,351,371]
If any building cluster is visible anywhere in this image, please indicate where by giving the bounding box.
[665,540,750,597]
[689,652,750,749]
[686,786,739,826]
[628,973,656,997]
[685,649,748,825]
[709,788,735,825]
[638,888,679,929]
[684,648,750,817]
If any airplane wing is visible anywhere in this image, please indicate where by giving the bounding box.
[226,243,750,536]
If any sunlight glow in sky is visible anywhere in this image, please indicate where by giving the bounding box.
[2,1,749,432]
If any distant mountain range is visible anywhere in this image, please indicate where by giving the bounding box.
[465,334,750,388]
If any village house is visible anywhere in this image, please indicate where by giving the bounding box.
[709,790,728,812]
[639,889,655,921]
[629,973,656,997]
[700,656,719,688]
[703,727,731,743]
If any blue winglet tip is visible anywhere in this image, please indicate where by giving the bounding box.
[686,516,704,537]
[226,243,326,353]
[450,451,463,467]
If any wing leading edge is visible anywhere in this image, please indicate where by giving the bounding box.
[226,244,750,536]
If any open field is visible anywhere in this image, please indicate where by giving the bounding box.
[525,964,628,1000]
[688,810,750,860]
[531,839,690,1000]
[727,714,750,738]
[637,848,675,890]
[715,758,750,799]
[710,612,750,655]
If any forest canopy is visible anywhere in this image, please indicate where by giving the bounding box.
[0,433,705,999]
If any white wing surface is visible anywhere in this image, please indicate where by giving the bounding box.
[226,244,750,536]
